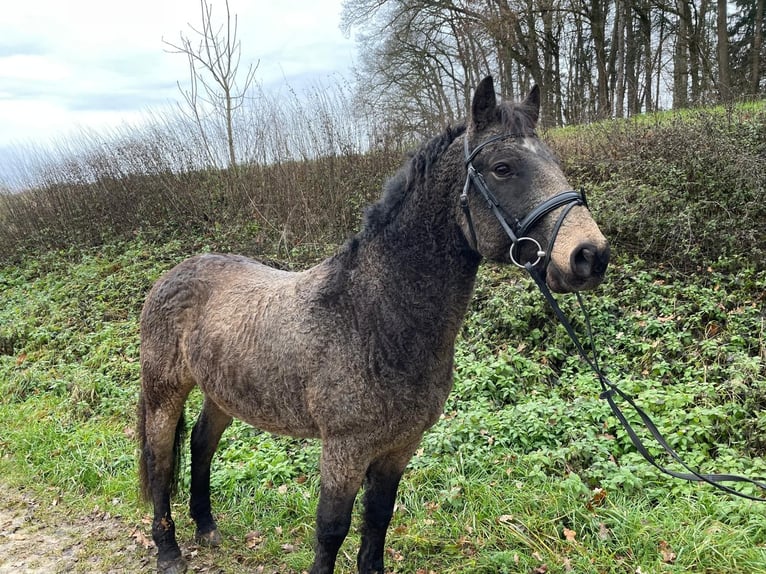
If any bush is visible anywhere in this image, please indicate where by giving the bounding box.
[2,98,763,271]
[550,103,766,270]
[0,81,403,264]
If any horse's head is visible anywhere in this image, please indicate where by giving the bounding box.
[459,76,609,293]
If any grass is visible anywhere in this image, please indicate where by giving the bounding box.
[1,235,765,573]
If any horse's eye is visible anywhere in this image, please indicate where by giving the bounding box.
[492,163,515,178]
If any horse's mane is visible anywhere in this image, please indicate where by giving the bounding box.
[360,122,467,238]
[330,100,535,270]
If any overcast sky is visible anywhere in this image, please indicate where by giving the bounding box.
[0,0,355,154]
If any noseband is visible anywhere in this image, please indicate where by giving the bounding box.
[460,132,587,268]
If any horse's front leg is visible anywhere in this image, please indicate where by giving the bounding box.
[310,440,368,574]
[356,441,419,574]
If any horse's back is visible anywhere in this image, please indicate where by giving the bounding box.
[143,252,296,320]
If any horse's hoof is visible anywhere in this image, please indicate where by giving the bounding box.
[157,556,188,574]
[195,528,223,547]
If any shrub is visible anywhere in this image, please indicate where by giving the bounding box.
[550,104,766,270]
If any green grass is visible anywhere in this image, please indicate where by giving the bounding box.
[1,238,765,573]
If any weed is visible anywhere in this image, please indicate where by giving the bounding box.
[1,242,764,572]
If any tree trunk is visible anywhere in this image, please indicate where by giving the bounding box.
[674,0,690,108]
[611,0,626,117]
[626,2,639,115]
[641,0,653,112]
[753,0,765,95]
[717,0,731,102]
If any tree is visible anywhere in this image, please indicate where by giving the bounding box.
[752,0,765,94]
[164,0,258,167]
[342,0,761,131]
[718,0,732,101]
[730,0,766,96]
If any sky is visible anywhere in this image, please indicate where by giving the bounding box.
[0,0,356,156]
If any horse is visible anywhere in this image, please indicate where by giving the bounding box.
[137,76,610,574]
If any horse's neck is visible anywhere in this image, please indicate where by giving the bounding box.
[351,186,480,337]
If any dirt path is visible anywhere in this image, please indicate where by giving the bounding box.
[0,485,155,573]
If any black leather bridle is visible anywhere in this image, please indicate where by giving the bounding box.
[461,131,766,501]
[460,132,587,268]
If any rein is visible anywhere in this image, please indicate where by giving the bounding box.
[526,263,766,502]
[462,133,766,502]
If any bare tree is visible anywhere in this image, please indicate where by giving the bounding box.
[718,0,732,101]
[343,0,760,130]
[752,0,765,94]
[164,0,258,168]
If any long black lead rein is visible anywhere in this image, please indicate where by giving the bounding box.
[463,131,766,501]
[524,261,766,502]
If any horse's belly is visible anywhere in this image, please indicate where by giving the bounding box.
[186,334,321,438]
[200,373,320,438]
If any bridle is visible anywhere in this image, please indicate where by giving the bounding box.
[461,131,766,501]
[460,132,587,268]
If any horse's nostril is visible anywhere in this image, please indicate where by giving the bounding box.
[571,243,609,278]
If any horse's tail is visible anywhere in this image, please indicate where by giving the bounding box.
[137,390,187,503]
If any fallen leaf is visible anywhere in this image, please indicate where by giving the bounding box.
[245,531,263,549]
[386,547,405,562]
[659,540,676,563]
[281,543,296,553]
[563,527,577,542]
[497,514,514,524]
[598,522,611,540]
[587,487,607,510]
[533,565,549,573]
[131,528,154,549]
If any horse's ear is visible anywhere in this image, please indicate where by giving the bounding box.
[522,85,540,126]
[470,76,497,133]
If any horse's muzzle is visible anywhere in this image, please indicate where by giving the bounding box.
[547,241,610,293]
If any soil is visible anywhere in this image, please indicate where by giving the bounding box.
[0,485,299,573]
[0,485,157,573]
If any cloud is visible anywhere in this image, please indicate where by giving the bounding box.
[0,0,355,153]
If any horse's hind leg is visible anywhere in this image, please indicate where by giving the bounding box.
[189,397,232,546]
[357,442,420,574]
[138,388,190,574]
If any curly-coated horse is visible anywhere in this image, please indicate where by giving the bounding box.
[138,76,609,574]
